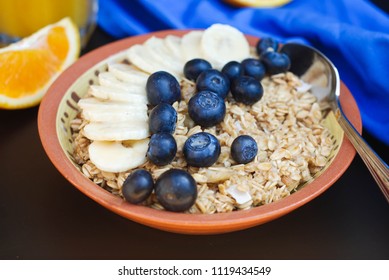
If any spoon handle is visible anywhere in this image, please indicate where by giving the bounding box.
[337,113,389,202]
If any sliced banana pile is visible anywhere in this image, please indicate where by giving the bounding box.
[78,24,251,174]
[78,62,150,173]
[127,23,250,74]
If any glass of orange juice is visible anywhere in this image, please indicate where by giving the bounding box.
[0,0,98,47]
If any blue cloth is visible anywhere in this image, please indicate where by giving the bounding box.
[97,0,389,145]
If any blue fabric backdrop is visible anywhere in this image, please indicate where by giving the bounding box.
[97,0,389,145]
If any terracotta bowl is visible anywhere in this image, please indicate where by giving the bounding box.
[38,30,362,235]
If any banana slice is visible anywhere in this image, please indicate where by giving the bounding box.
[78,97,147,111]
[164,35,184,62]
[78,97,147,122]
[88,139,149,173]
[108,63,149,86]
[126,44,154,74]
[83,121,150,141]
[88,85,148,103]
[181,31,204,61]
[127,44,181,81]
[201,24,250,69]
[144,36,183,75]
[98,72,147,94]
[127,44,162,74]
[82,109,148,122]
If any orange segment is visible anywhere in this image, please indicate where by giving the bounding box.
[0,50,58,95]
[0,17,80,109]
[46,26,70,61]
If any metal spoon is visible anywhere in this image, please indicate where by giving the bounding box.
[280,43,389,202]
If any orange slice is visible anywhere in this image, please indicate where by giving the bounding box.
[224,0,292,8]
[0,17,80,109]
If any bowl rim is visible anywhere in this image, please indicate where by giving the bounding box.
[38,29,361,235]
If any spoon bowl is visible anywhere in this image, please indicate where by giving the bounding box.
[281,43,389,202]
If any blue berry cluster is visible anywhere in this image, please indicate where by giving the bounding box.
[122,168,197,212]
[126,36,290,212]
[146,71,179,167]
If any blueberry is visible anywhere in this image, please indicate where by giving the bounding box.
[231,76,263,105]
[231,135,258,164]
[196,69,230,99]
[221,61,243,81]
[260,51,291,75]
[184,58,212,81]
[256,37,279,55]
[188,91,226,127]
[155,169,197,212]
[241,58,266,80]
[146,71,181,106]
[183,132,221,167]
[122,169,154,204]
[149,103,177,134]
[147,133,177,166]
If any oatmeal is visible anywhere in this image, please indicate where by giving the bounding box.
[71,70,334,214]
[70,24,335,213]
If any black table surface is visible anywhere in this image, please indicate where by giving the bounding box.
[1,23,388,260]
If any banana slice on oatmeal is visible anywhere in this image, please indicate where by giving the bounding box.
[201,24,250,69]
[108,63,149,86]
[181,30,204,61]
[88,139,149,173]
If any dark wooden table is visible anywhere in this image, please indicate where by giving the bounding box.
[1,21,388,260]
